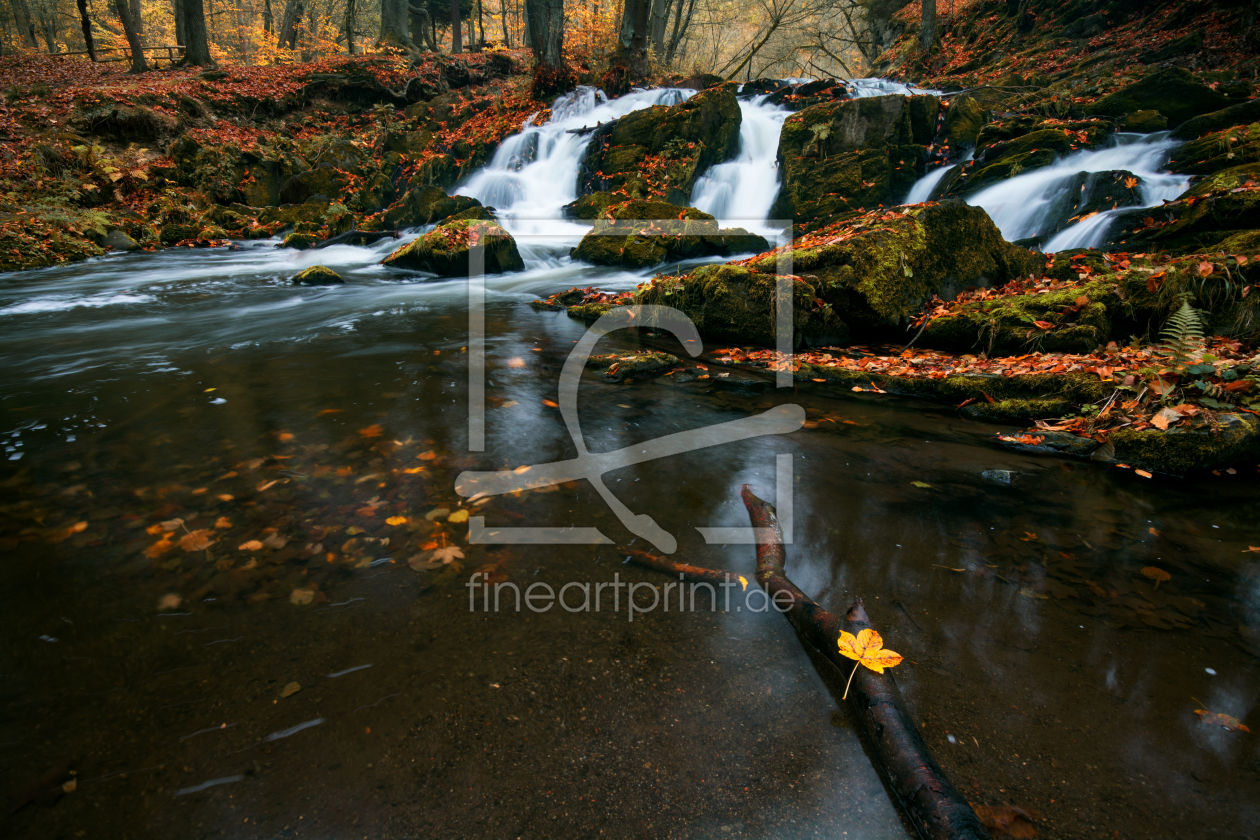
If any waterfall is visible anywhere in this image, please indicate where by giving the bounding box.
[963,132,1189,251]
[689,95,790,232]
[903,151,974,205]
[459,86,696,240]
[846,78,941,98]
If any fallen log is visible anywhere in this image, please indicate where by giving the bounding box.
[626,486,991,840]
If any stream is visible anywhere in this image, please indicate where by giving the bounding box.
[1,82,1258,840]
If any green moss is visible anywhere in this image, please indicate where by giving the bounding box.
[291,265,344,285]
[942,93,986,149]
[960,398,1074,422]
[1088,67,1229,128]
[381,219,523,275]
[281,232,317,250]
[1110,413,1260,473]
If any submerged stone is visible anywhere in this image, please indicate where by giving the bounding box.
[103,229,139,251]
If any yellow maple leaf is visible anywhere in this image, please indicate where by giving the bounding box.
[448,509,470,523]
[386,516,408,526]
[837,628,903,699]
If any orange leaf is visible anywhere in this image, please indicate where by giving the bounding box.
[1141,566,1170,589]
[542,399,559,407]
[178,529,215,552]
[359,424,385,438]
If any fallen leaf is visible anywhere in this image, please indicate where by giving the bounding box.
[911,481,932,488]
[1135,469,1153,478]
[239,539,264,551]
[425,507,451,521]
[160,518,185,532]
[261,533,288,550]
[429,545,464,565]
[257,479,279,492]
[289,588,316,606]
[448,509,470,523]
[542,399,559,407]
[386,516,408,526]
[359,424,385,437]
[417,450,437,460]
[157,593,182,611]
[179,530,215,552]
[972,803,1040,837]
[837,628,903,699]
[278,432,294,442]
[279,681,302,698]
[1141,567,1170,589]
[217,493,234,502]
[506,357,526,368]
[1195,707,1250,732]
[214,517,232,529]
[145,536,174,558]
[1151,407,1182,430]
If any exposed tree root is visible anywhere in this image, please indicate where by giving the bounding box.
[625,486,991,840]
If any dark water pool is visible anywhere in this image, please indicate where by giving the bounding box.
[1,240,1257,839]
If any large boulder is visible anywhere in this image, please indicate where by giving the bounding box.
[635,202,1041,347]
[1168,121,1260,176]
[770,94,939,226]
[577,86,742,203]
[1088,68,1229,129]
[382,219,523,276]
[570,200,769,269]
[372,185,490,229]
[291,265,344,285]
[1172,100,1260,141]
[1107,164,1260,254]
[942,93,986,151]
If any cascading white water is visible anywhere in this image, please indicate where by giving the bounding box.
[689,95,789,233]
[903,150,974,204]
[847,78,942,98]
[962,133,1189,251]
[460,86,694,243]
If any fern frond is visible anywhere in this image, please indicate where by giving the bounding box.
[1159,296,1206,370]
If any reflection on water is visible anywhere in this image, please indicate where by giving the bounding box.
[1,243,1258,839]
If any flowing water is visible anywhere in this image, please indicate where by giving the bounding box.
[1,82,1258,840]
[690,96,789,232]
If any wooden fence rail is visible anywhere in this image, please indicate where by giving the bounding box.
[50,45,186,65]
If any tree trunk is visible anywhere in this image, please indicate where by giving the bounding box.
[616,0,650,76]
[37,9,56,52]
[379,0,416,50]
[524,0,562,67]
[75,0,96,60]
[344,0,357,53]
[173,0,186,45]
[408,2,436,50]
[130,0,143,37]
[262,0,273,33]
[9,0,38,49]
[177,0,213,64]
[498,0,509,46]
[920,0,935,51]
[476,0,484,49]
[112,0,148,71]
[449,0,461,53]
[648,0,670,56]
[278,0,305,49]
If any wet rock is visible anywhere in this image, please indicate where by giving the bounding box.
[770,94,938,225]
[570,200,768,269]
[586,351,681,381]
[578,85,742,200]
[635,202,1039,347]
[281,232,318,250]
[103,229,138,251]
[1168,121,1260,177]
[1123,110,1167,133]
[291,265,344,285]
[1172,100,1260,141]
[1088,67,1228,129]
[257,203,329,225]
[562,191,618,221]
[961,398,1073,422]
[383,129,434,155]
[1111,164,1260,253]
[981,469,1019,485]
[942,93,987,151]
[1142,30,1203,63]
[374,186,488,230]
[382,219,523,276]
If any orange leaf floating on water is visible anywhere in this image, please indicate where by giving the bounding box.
[542,399,559,407]
[278,432,294,442]
[506,357,526,368]
[1135,469,1153,478]
[359,424,385,438]
[145,536,174,558]
[318,409,343,415]
[1245,547,1260,553]
[417,450,437,460]
[217,494,234,502]
[837,628,903,699]
[178,529,215,552]
[1141,567,1171,589]
[403,466,426,474]
[386,516,408,526]
[972,803,1040,837]
[239,539,264,551]
[214,517,232,529]
[448,509,470,523]
[1194,701,1250,733]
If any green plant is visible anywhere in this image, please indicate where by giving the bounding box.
[1159,294,1206,373]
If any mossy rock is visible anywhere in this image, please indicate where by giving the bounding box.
[942,93,987,150]
[1172,100,1260,141]
[279,165,348,205]
[291,265,344,285]
[1088,67,1229,128]
[378,186,486,229]
[770,94,934,222]
[578,86,742,197]
[959,398,1075,423]
[586,351,681,381]
[563,192,618,221]
[383,130,434,155]
[159,223,200,245]
[257,203,329,225]
[635,202,1039,347]
[1123,110,1167,133]
[281,232,318,250]
[570,200,761,269]
[382,219,524,276]
[70,104,181,143]
[793,364,1108,406]
[1116,184,1260,253]
[1169,122,1260,176]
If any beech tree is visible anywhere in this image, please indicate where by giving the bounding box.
[113,0,148,71]
[175,0,215,65]
[920,0,935,51]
